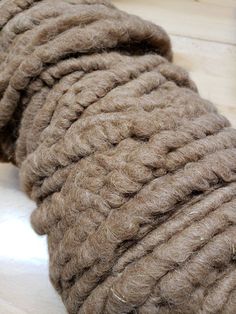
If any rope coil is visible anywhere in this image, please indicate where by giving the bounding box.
[0,1,236,313]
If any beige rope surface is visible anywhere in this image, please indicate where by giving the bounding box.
[0,1,236,313]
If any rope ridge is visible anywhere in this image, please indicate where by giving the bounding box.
[0,1,235,313]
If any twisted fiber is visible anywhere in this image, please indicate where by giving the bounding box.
[0,1,236,313]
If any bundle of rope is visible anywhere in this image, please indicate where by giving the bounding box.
[0,0,236,313]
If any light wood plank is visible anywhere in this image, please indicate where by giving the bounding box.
[201,0,236,8]
[0,298,28,314]
[113,0,236,44]
[171,36,236,126]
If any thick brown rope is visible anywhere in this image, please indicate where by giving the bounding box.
[0,1,236,313]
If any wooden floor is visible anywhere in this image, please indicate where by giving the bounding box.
[0,1,235,313]
[114,0,236,126]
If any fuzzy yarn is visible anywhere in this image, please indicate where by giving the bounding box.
[0,1,236,313]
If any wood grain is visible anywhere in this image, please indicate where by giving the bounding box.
[172,36,236,126]
[113,0,236,44]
